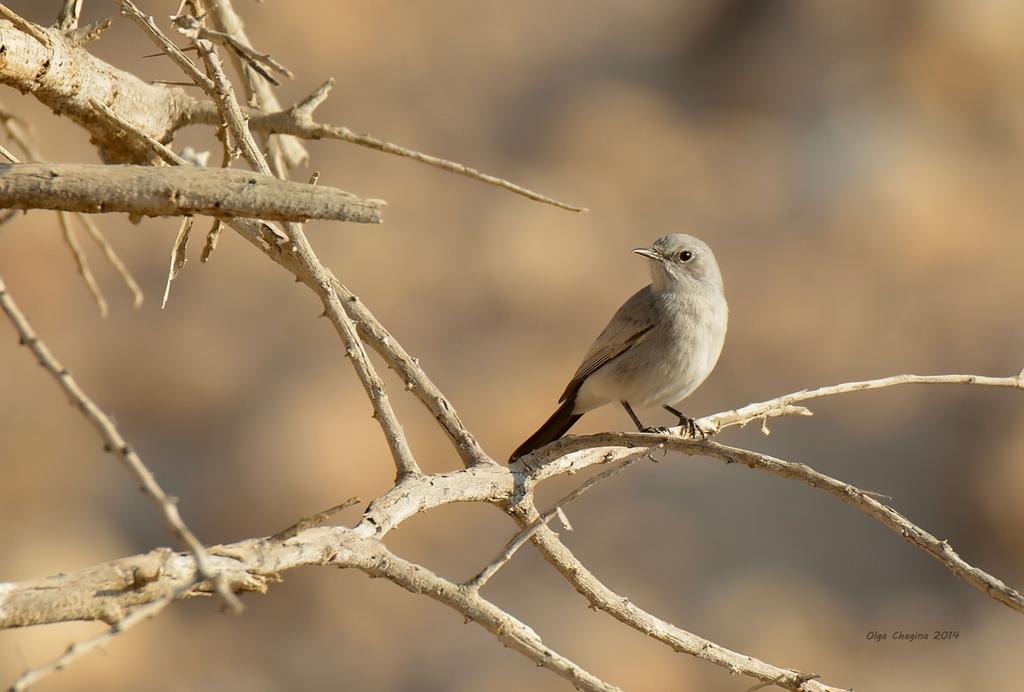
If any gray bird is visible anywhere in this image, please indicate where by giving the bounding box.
[510,234,728,461]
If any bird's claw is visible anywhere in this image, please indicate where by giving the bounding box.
[641,425,672,434]
[677,416,712,440]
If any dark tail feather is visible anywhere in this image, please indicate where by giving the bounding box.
[509,398,583,462]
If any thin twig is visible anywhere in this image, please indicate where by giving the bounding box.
[158,12,427,478]
[271,497,361,541]
[330,277,493,468]
[0,276,242,613]
[0,3,52,47]
[702,372,1024,433]
[516,510,840,692]
[203,0,309,172]
[2,104,143,308]
[200,218,223,262]
[76,213,144,308]
[256,79,586,212]
[0,105,42,161]
[0,141,19,163]
[188,30,272,175]
[171,13,293,85]
[89,98,189,165]
[57,211,108,318]
[161,216,193,309]
[704,441,1024,615]
[10,595,174,692]
[116,1,214,91]
[350,540,621,692]
[55,0,84,31]
[324,283,422,480]
[467,453,643,590]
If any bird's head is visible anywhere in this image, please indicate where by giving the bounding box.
[632,234,723,293]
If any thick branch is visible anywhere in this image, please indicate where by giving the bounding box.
[0,163,384,222]
[0,18,580,209]
[66,41,488,467]
[0,529,618,691]
[514,432,1024,615]
[0,4,50,47]
[467,454,642,590]
[0,19,196,164]
[0,451,848,690]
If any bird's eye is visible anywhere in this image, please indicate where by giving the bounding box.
[678,250,693,262]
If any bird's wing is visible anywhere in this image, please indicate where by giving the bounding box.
[558,286,656,403]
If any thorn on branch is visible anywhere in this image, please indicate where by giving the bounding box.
[292,79,334,119]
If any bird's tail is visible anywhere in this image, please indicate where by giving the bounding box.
[509,398,582,462]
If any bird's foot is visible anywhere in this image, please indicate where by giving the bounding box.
[641,425,672,434]
[676,416,712,440]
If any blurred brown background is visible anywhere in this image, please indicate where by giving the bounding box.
[2,1,1023,690]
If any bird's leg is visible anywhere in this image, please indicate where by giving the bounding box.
[621,401,647,431]
[663,405,710,439]
[623,402,671,434]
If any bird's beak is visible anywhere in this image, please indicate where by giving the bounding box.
[632,247,663,262]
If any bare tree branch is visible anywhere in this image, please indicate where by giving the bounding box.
[513,508,841,692]
[514,432,1024,615]
[9,364,1020,686]
[57,210,108,317]
[0,163,384,222]
[0,527,619,691]
[703,372,1024,433]
[126,0,424,479]
[0,17,582,209]
[3,3,1020,690]
[0,440,859,690]
[0,19,195,164]
[0,276,242,614]
[350,540,621,692]
[255,79,587,212]
[270,497,361,542]
[171,13,293,86]
[1,103,145,309]
[75,212,145,308]
[204,0,308,172]
[324,281,423,480]
[9,595,174,692]
[703,442,1024,614]
[467,453,643,591]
